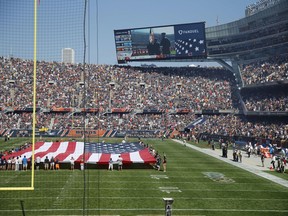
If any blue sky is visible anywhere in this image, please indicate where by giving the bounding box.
[0,0,257,66]
[92,0,257,66]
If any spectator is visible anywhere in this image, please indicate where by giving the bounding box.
[22,156,28,171]
[117,155,123,171]
[44,156,50,170]
[70,157,75,170]
[108,158,113,171]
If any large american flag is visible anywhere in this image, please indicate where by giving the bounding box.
[4,142,156,164]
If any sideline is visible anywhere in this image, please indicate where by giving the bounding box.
[172,139,288,188]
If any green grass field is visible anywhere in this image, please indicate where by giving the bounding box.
[0,137,288,216]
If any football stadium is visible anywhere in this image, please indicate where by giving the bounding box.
[0,0,288,215]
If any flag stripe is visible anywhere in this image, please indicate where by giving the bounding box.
[98,153,111,164]
[139,149,156,163]
[10,141,45,160]
[54,142,76,161]
[121,152,131,164]
[111,154,120,162]
[43,141,70,161]
[80,152,93,163]
[62,142,84,162]
[35,142,60,159]
[130,151,144,163]
[86,153,101,163]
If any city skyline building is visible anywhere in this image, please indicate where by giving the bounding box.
[62,48,75,64]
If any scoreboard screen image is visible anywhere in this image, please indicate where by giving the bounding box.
[114,22,206,64]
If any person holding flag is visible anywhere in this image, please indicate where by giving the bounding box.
[70,157,75,170]
[117,155,123,171]
[108,158,114,171]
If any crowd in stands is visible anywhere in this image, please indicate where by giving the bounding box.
[0,56,288,141]
[240,56,288,112]
[193,114,288,140]
[0,111,198,132]
[242,90,288,112]
[0,56,237,129]
[1,112,287,141]
[241,56,288,85]
[0,57,236,111]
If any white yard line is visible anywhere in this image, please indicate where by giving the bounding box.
[1,196,286,201]
[52,172,75,208]
[1,208,288,213]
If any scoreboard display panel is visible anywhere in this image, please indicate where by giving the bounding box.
[114,22,206,64]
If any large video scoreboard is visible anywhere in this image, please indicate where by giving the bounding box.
[114,22,206,64]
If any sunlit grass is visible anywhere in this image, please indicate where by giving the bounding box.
[0,137,287,216]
